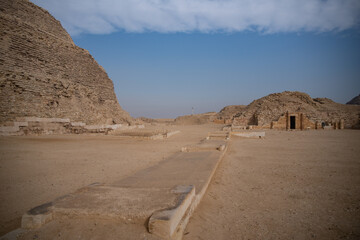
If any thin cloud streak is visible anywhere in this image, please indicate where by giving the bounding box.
[32,0,360,35]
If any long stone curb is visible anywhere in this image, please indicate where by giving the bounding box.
[149,185,195,239]
[149,143,228,239]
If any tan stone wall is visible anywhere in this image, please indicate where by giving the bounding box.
[271,115,287,130]
[270,112,315,130]
[301,115,316,129]
[232,117,248,126]
[213,119,225,124]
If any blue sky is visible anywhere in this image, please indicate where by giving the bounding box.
[32,0,360,118]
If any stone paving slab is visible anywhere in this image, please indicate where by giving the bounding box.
[112,151,223,191]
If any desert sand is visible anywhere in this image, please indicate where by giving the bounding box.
[1,125,360,239]
[184,129,360,240]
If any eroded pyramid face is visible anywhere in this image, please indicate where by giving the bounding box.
[0,0,131,125]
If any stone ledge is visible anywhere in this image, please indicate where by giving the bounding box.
[207,131,230,140]
[18,117,70,123]
[231,131,265,138]
[148,185,195,239]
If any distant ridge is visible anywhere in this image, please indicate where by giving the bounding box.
[347,94,360,105]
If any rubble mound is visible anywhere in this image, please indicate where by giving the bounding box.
[347,94,360,105]
[217,105,246,120]
[175,112,217,125]
[0,0,132,125]
[233,91,360,128]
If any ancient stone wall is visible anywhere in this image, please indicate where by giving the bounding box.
[270,112,316,130]
[0,0,132,125]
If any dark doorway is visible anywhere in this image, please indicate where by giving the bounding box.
[290,116,296,129]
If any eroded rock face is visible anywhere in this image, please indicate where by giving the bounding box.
[0,0,132,125]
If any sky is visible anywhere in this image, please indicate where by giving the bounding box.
[31,0,360,118]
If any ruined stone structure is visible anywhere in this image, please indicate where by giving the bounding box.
[0,117,143,136]
[215,105,246,124]
[0,0,132,126]
[270,112,314,130]
[269,112,345,130]
[230,91,360,129]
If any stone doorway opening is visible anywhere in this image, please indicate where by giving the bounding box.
[290,116,296,129]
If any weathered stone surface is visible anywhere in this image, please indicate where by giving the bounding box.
[0,0,132,125]
[231,91,360,129]
[215,105,246,124]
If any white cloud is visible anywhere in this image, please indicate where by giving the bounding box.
[31,0,360,35]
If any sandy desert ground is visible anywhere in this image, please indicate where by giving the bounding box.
[0,125,359,239]
[184,129,360,240]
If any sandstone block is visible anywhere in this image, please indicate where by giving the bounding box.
[232,131,265,138]
[21,212,53,229]
[148,185,195,239]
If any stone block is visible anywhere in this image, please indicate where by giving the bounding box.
[0,126,19,133]
[232,131,265,138]
[23,117,70,123]
[150,134,165,140]
[21,212,53,229]
[148,185,195,239]
[70,122,86,127]
[232,126,246,130]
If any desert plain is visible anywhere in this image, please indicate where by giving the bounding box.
[0,124,359,239]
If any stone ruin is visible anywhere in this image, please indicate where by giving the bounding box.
[270,112,344,130]
[0,0,132,135]
[0,117,144,136]
[227,91,360,130]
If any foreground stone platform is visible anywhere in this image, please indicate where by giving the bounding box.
[7,138,227,240]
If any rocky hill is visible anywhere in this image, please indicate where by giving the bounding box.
[0,0,131,125]
[232,91,360,128]
[347,94,360,105]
